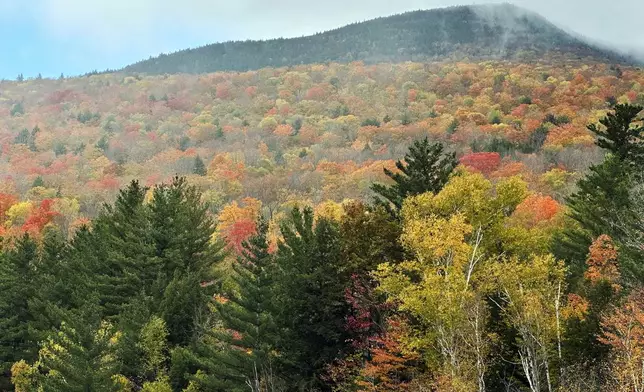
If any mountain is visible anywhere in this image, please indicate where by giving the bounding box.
[122,4,629,75]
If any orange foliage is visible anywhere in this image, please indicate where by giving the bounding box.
[0,193,18,222]
[545,124,593,148]
[356,319,419,392]
[273,124,294,137]
[217,197,262,254]
[459,152,501,174]
[585,235,621,290]
[512,194,561,228]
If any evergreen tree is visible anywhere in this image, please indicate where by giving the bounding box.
[91,180,158,317]
[273,207,350,390]
[193,155,207,176]
[189,218,280,391]
[160,270,204,347]
[28,227,72,344]
[149,177,221,290]
[0,235,39,378]
[588,103,644,164]
[556,104,644,282]
[36,303,125,392]
[370,137,457,215]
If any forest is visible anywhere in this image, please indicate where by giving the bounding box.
[122,4,627,75]
[0,101,643,391]
[1,52,644,391]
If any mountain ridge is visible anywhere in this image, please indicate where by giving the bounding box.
[122,4,632,75]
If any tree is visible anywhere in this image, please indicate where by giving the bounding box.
[599,289,644,391]
[193,155,207,176]
[189,218,280,391]
[273,207,351,389]
[0,235,39,386]
[376,172,529,390]
[32,304,127,392]
[492,255,567,392]
[371,137,457,215]
[91,180,157,317]
[555,104,644,283]
[588,103,644,164]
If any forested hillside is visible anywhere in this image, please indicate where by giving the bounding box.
[2,54,644,391]
[123,4,628,75]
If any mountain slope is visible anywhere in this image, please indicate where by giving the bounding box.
[123,4,629,75]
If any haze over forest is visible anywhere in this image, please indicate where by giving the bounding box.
[1,3,644,392]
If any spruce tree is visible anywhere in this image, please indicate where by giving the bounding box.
[193,155,207,176]
[371,137,457,214]
[37,303,124,392]
[273,207,350,390]
[189,218,280,391]
[91,180,158,317]
[0,235,39,376]
[556,104,644,282]
[28,227,72,344]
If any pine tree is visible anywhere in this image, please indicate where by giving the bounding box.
[91,180,158,317]
[273,207,350,390]
[36,303,125,392]
[28,227,71,344]
[193,155,207,176]
[370,137,457,215]
[189,218,280,391]
[0,235,39,376]
[160,270,204,347]
[556,104,644,282]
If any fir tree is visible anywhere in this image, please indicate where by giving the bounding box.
[371,137,457,215]
[91,180,158,317]
[193,155,207,176]
[273,207,350,390]
[556,104,644,282]
[0,235,39,376]
[189,218,280,391]
[28,227,72,344]
[149,177,221,288]
[36,303,125,392]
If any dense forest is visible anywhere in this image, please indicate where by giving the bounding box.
[2,104,644,391]
[122,4,629,75]
[1,60,642,243]
[1,6,644,389]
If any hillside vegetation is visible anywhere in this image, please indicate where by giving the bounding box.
[123,4,628,75]
[2,46,644,390]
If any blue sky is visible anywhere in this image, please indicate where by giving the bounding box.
[0,0,641,80]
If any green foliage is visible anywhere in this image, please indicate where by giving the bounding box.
[188,218,280,391]
[35,304,125,392]
[587,103,644,164]
[361,118,381,127]
[273,207,350,388]
[11,102,24,116]
[122,5,624,75]
[0,235,39,374]
[193,155,206,176]
[371,137,457,214]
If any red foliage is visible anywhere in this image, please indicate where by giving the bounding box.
[460,152,501,174]
[407,89,417,102]
[245,86,257,97]
[305,86,327,101]
[223,218,257,255]
[22,199,60,234]
[216,83,231,100]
